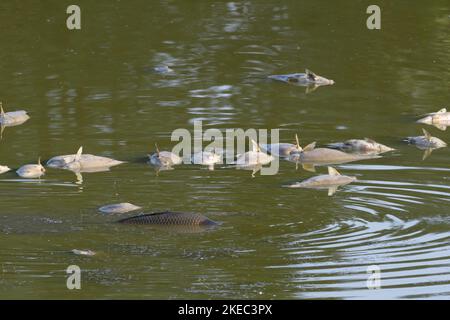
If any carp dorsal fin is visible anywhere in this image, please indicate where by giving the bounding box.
[437,108,447,113]
[303,141,316,152]
[422,128,432,140]
[75,146,83,161]
[328,166,341,176]
[155,143,160,155]
[305,69,316,81]
[364,138,376,144]
[0,102,4,117]
[251,139,260,152]
[37,157,42,166]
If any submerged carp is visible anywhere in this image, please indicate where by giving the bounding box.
[327,138,395,154]
[268,69,334,92]
[117,211,218,226]
[284,166,357,196]
[416,108,450,131]
[16,157,46,178]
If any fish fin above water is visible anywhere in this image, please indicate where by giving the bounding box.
[75,146,83,161]
[38,157,41,166]
[305,69,316,81]
[436,108,447,113]
[0,102,4,117]
[251,139,260,152]
[422,128,432,140]
[422,148,433,160]
[328,166,341,176]
[155,143,160,155]
[328,186,338,196]
[303,141,316,152]
[302,163,316,172]
[295,133,301,151]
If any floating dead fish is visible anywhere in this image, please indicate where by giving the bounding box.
[0,102,30,127]
[268,69,334,92]
[327,138,395,154]
[288,139,380,172]
[99,203,142,214]
[192,150,222,170]
[260,133,302,157]
[0,165,11,174]
[234,139,274,176]
[16,157,46,178]
[117,211,218,226]
[46,146,125,170]
[405,128,447,160]
[283,166,357,196]
[71,249,96,256]
[416,108,450,131]
[148,143,182,168]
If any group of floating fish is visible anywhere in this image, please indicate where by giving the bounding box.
[1,69,449,250]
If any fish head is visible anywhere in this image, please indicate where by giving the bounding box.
[416,115,433,125]
[305,69,334,85]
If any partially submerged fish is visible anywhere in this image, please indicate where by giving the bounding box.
[0,102,30,127]
[192,150,222,170]
[268,69,334,92]
[327,138,395,154]
[117,211,218,226]
[416,108,450,131]
[259,134,302,157]
[71,249,96,256]
[234,139,274,176]
[289,140,380,172]
[284,166,357,196]
[47,147,125,170]
[148,143,182,168]
[16,157,46,178]
[405,128,447,160]
[99,203,142,214]
[0,165,11,174]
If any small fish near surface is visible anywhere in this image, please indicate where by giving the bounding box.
[327,138,395,155]
[283,166,357,196]
[288,139,380,172]
[405,128,447,160]
[148,143,182,170]
[416,108,450,131]
[0,102,30,139]
[259,133,302,157]
[0,165,11,174]
[117,211,218,227]
[268,69,335,93]
[99,203,142,214]
[16,157,46,178]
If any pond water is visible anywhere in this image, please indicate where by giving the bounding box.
[0,1,449,299]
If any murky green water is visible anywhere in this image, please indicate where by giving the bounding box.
[1,1,449,299]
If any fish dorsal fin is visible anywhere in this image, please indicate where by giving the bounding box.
[422,128,432,140]
[155,143,160,155]
[75,146,83,161]
[328,166,341,176]
[38,157,41,166]
[364,138,376,144]
[437,108,447,113]
[303,141,316,152]
[251,139,260,152]
[305,69,316,80]
[0,102,4,117]
[294,133,302,151]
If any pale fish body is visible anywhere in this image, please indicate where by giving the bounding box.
[0,165,11,174]
[284,167,356,196]
[99,203,142,214]
[416,108,450,130]
[149,151,182,167]
[47,149,124,170]
[327,138,395,154]
[268,69,334,91]
[192,151,221,169]
[259,143,300,157]
[0,102,30,126]
[16,158,45,178]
